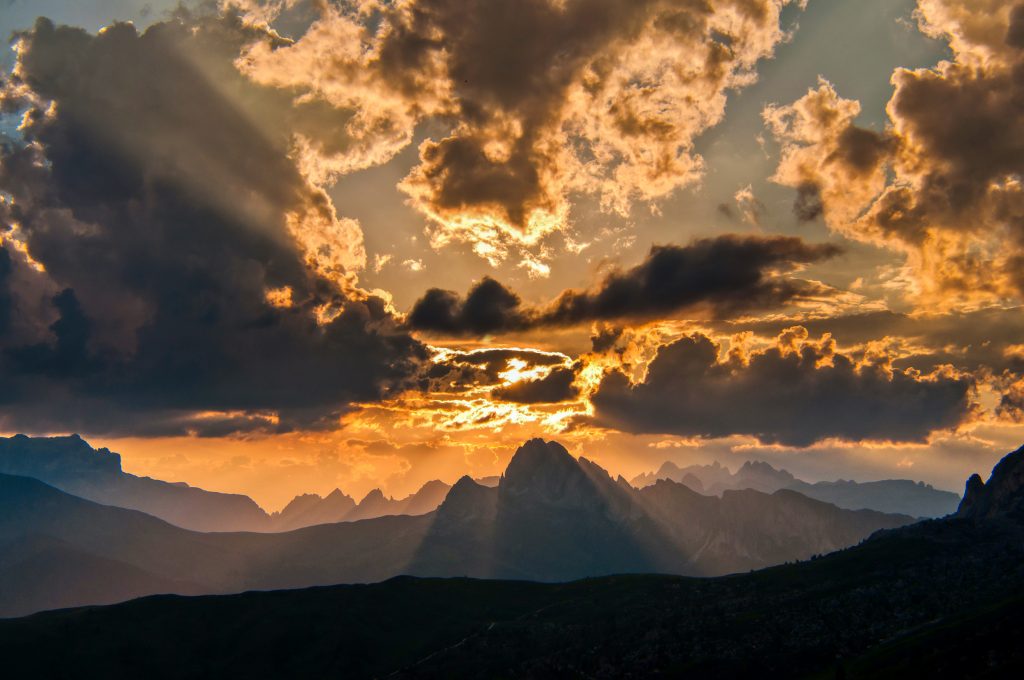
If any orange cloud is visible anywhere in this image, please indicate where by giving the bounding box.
[765,1,1024,309]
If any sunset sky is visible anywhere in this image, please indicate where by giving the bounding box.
[2,0,1023,510]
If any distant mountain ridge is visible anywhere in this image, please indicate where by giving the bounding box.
[0,438,914,617]
[0,434,269,532]
[632,457,961,517]
[0,435,451,532]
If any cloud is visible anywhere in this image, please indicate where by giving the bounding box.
[420,347,570,392]
[721,306,1024,375]
[492,366,580,404]
[234,0,805,267]
[0,14,427,436]
[766,1,1024,307]
[590,327,976,446]
[407,234,842,336]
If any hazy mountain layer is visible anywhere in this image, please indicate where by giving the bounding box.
[633,458,961,517]
[0,439,912,616]
[0,434,270,532]
[0,435,451,532]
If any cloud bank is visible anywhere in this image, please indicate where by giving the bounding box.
[766,0,1024,307]
[233,0,805,267]
[407,234,841,336]
[590,327,976,446]
[0,13,426,436]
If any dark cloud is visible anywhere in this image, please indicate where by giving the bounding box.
[722,307,1024,375]
[826,126,894,177]
[590,330,975,447]
[492,366,580,404]
[793,182,824,222]
[420,348,568,392]
[0,244,12,337]
[0,14,426,436]
[407,277,524,336]
[407,235,842,336]
[1006,5,1024,49]
[591,326,624,353]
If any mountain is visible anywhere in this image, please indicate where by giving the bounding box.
[270,489,357,531]
[0,438,913,616]
[0,471,434,617]
[413,439,913,579]
[1,435,453,532]
[340,482,452,523]
[633,456,961,517]
[957,444,1024,520]
[2,443,1023,678]
[0,434,270,532]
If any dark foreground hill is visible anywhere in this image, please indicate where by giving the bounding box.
[0,445,1022,677]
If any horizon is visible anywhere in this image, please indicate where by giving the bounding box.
[0,431,971,513]
[2,0,1022,511]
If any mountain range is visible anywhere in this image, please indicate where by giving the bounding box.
[0,438,913,617]
[632,458,961,517]
[0,434,451,532]
[2,443,1022,678]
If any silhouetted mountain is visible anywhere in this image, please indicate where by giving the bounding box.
[413,439,911,579]
[271,489,357,531]
[957,444,1024,520]
[3,443,1023,678]
[0,472,433,617]
[0,439,913,616]
[400,479,453,515]
[633,456,961,517]
[271,482,453,530]
[1,435,453,532]
[0,434,270,532]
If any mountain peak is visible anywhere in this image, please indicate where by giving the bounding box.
[738,460,793,479]
[359,488,388,505]
[502,439,581,497]
[324,488,352,502]
[656,461,683,477]
[1,434,123,477]
[957,445,1024,520]
[435,475,496,523]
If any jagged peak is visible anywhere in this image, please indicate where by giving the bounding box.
[322,489,355,509]
[957,444,1024,520]
[359,488,388,505]
[436,475,494,518]
[416,479,449,493]
[448,475,484,495]
[656,460,683,476]
[738,460,792,478]
[503,439,578,484]
[1,433,123,473]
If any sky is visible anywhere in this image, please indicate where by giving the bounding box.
[1,0,1023,510]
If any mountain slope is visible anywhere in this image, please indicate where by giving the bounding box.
[0,473,433,616]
